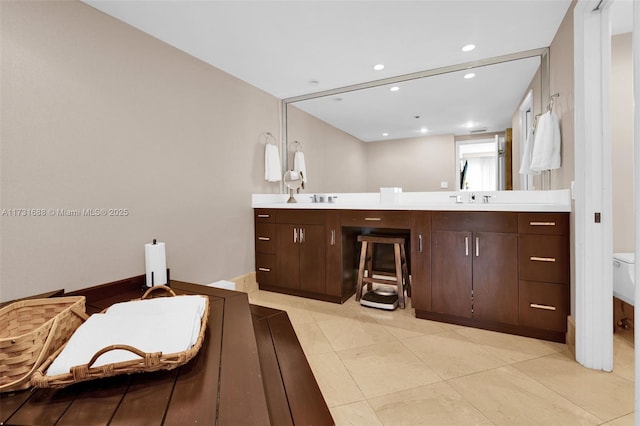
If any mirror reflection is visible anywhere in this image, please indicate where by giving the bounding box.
[284,50,546,193]
[283,170,304,203]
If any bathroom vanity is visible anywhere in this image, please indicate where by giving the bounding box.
[252,190,571,342]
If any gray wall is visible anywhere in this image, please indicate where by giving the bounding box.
[364,134,456,192]
[611,33,633,253]
[0,1,366,301]
[1,1,580,302]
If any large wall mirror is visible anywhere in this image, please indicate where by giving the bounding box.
[282,47,549,193]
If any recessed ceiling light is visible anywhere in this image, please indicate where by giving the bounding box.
[382,132,389,136]
[464,73,476,79]
[373,64,385,71]
[420,128,428,134]
[463,121,477,128]
[334,97,343,102]
[390,86,400,92]
[462,44,476,52]
[309,80,319,85]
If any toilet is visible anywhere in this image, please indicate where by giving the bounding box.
[613,252,635,306]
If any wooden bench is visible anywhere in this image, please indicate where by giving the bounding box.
[0,278,333,426]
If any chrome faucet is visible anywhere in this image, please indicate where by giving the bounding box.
[482,195,495,203]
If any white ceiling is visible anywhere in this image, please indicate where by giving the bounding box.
[83,1,603,141]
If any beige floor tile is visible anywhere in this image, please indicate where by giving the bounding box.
[279,306,317,327]
[297,297,362,320]
[613,334,634,382]
[317,316,398,352]
[368,381,494,426]
[513,351,634,422]
[454,326,565,364]
[337,342,442,398]
[403,330,506,380]
[291,320,335,356]
[251,290,635,424]
[306,351,365,407]
[449,366,602,425]
[330,401,383,426]
[602,412,635,426]
[247,290,299,309]
[365,309,449,340]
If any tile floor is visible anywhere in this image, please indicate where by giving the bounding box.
[247,289,636,426]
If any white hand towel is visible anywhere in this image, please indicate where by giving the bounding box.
[530,111,561,171]
[519,125,540,175]
[264,144,282,182]
[293,151,307,183]
[46,309,203,375]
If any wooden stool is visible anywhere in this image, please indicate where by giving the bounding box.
[356,235,410,309]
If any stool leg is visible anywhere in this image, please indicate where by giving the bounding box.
[400,244,410,298]
[365,242,374,294]
[356,241,368,301]
[394,243,405,309]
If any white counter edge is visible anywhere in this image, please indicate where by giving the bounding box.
[251,190,572,213]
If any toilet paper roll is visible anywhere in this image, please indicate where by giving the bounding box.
[145,241,167,287]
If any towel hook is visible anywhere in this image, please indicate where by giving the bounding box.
[548,93,560,112]
[294,140,303,152]
[260,132,276,146]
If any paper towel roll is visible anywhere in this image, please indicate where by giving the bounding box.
[145,241,167,287]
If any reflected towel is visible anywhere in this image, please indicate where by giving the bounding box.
[265,144,282,182]
[294,151,307,183]
[519,125,541,175]
[530,111,561,171]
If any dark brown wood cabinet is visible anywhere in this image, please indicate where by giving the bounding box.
[431,230,473,317]
[430,212,518,325]
[254,208,348,302]
[255,210,277,287]
[472,231,518,324]
[517,212,570,337]
[410,211,431,311]
[417,210,569,342]
[276,222,326,293]
[255,207,570,342]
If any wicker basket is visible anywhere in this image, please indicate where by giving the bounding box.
[31,286,209,389]
[0,296,87,392]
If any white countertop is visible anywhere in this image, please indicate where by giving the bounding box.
[252,190,572,213]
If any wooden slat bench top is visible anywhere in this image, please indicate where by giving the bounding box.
[0,280,332,426]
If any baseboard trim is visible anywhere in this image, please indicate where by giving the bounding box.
[566,315,576,357]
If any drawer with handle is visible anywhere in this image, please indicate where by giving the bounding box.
[518,213,569,235]
[255,209,276,223]
[519,280,568,332]
[255,223,276,254]
[519,234,569,284]
[256,253,276,286]
[341,210,411,229]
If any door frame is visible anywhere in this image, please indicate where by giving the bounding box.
[573,0,614,372]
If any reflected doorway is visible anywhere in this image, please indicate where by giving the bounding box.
[455,135,506,191]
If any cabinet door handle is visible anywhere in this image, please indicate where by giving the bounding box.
[257,214,270,218]
[530,221,555,226]
[258,267,271,272]
[365,217,382,221]
[465,236,469,256]
[300,227,305,243]
[530,256,556,262]
[475,237,479,257]
[530,303,556,311]
[330,229,336,246]
[293,228,298,243]
[258,237,270,241]
[418,234,423,253]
